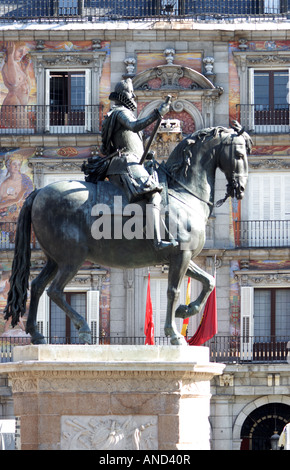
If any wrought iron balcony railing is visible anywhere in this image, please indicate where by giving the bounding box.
[207,335,289,363]
[234,220,290,248]
[0,223,39,250]
[2,220,290,251]
[0,0,289,23]
[0,105,103,135]
[0,334,288,363]
[236,104,290,134]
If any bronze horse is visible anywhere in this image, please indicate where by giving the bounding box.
[4,123,251,345]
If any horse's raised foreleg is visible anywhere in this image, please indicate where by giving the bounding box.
[164,251,192,345]
[47,262,91,344]
[175,260,215,319]
[26,257,58,344]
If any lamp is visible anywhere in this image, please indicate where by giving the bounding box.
[270,431,279,450]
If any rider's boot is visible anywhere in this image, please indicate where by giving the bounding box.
[150,195,178,251]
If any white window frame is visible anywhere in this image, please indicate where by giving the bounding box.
[45,68,92,133]
[37,288,99,343]
[249,67,290,134]
[242,172,290,247]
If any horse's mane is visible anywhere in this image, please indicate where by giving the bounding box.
[165,123,252,177]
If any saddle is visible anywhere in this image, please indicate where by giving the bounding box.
[83,156,169,212]
[95,171,168,215]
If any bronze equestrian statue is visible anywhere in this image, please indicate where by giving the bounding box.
[98,78,177,251]
[4,78,251,346]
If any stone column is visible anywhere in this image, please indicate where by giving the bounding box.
[0,345,224,450]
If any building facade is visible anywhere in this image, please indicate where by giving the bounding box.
[0,0,290,450]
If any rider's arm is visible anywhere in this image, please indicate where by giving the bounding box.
[117,108,160,132]
[118,101,170,133]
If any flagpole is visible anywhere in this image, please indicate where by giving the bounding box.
[144,271,155,345]
[181,277,191,337]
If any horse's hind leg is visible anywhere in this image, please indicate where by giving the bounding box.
[26,257,58,344]
[47,262,91,344]
[175,260,215,319]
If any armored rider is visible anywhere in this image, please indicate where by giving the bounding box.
[101,78,177,251]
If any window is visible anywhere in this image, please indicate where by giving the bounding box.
[240,286,289,361]
[251,69,289,132]
[50,292,86,344]
[241,173,290,247]
[37,289,99,344]
[182,1,267,15]
[58,0,80,16]
[254,288,290,339]
[45,69,91,133]
[264,0,281,13]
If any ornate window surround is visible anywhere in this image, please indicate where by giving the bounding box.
[234,268,290,288]
[132,64,223,130]
[30,49,107,108]
[232,48,290,107]
[28,154,85,189]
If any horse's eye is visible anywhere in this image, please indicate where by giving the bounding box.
[236,152,244,160]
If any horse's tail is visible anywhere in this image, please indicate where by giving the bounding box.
[4,189,39,327]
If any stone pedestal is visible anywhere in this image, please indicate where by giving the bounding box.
[0,345,224,450]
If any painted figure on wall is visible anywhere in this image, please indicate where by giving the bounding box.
[0,152,33,220]
[0,42,32,128]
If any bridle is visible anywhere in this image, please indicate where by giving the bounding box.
[157,161,215,208]
[215,132,248,206]
[157,133,247,209]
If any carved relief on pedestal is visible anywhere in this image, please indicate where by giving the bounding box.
[61,415,158,450]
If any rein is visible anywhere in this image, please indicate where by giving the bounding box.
[157,161,231,208]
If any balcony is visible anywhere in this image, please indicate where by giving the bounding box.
[208,335,289,363]
[234,220,290,248]
[237,104,290,135]
[0,223,39,250]
[0,0,288,23]
[0,105,103,136]
[0,334,288,363]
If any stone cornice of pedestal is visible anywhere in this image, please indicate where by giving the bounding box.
[0,345,225,382]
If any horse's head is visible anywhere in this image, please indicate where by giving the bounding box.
[218,121,251,201]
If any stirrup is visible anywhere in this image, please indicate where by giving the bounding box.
[153,239,178,251]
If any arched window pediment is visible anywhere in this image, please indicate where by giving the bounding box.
[132,64,217,91]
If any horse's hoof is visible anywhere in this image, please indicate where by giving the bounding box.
[31,332,46,345]
[170,334,186,346]
[175,304,189,319]
[78,329,92,344]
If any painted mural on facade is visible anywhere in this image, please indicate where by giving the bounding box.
[0,149,34,221]
[230,260,240,336]
[0,145,112,336]
[0,40,110,131]
[0,39,111,335]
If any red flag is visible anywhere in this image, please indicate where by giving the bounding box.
[144,273,154,345]
[187,286,217,346]
[181,278,191,336]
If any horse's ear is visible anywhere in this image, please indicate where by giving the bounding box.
[186,139,196,146]
[231,120,245,136]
